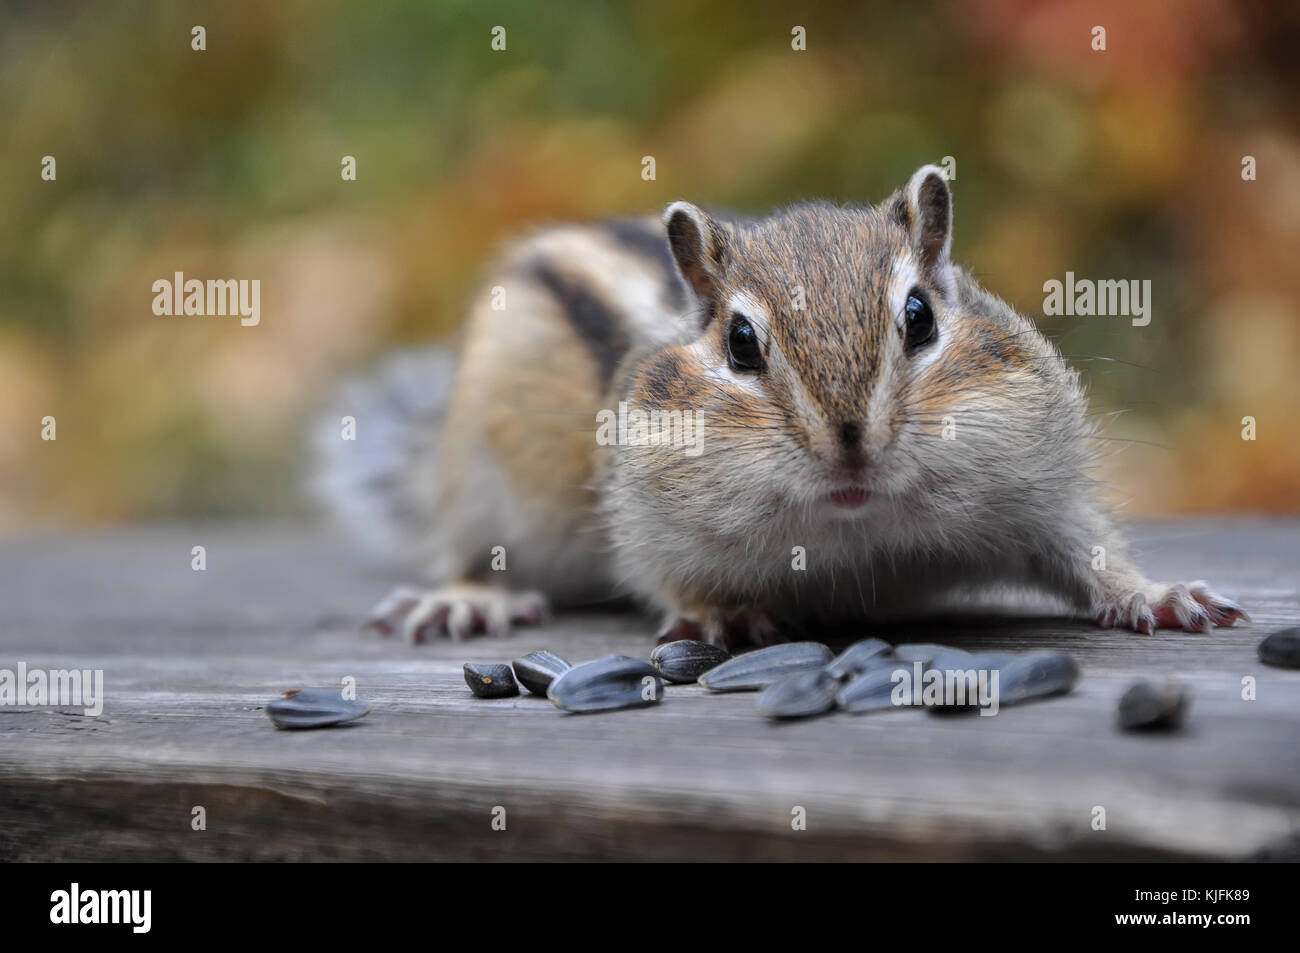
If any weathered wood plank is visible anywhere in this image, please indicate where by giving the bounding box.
[0,521,1297,860]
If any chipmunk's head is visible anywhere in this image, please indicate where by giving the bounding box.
[618,164,1038,528]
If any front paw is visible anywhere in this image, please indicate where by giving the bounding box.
[656,606,787,650]
[1096,581,1249,634]
[365,584,548,643]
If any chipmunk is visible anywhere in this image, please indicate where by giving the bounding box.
[313,165,1248,646]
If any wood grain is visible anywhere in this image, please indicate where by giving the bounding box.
[1,520,1297,860]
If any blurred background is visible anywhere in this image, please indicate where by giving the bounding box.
[2,0,1297,535]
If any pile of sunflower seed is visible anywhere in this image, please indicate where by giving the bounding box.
[462,638,1082,721]
[271,625,1300,729]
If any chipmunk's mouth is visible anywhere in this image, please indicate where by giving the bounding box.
[826,486,872,510]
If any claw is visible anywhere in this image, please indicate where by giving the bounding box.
[363,584,549,643]
[366,586,423,636]
[1188,584,1250,627]
[446,601,474,642]
[1097,580,1247,634]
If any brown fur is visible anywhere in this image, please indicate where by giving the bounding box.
[320,166,1249,643]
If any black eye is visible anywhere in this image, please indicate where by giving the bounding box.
[727,314,763,371]
[903,290,936,351]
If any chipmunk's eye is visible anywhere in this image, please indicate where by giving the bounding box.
[903,290,936,352]
[727,314,763,371]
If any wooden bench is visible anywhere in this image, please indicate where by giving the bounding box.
[1,520,1296,860]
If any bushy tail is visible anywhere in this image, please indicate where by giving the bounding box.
[309,346,458,565]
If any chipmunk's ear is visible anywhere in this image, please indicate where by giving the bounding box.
[890,165,954,297]
[664,201,729,300]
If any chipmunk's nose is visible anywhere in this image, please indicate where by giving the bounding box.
[830,419,869,473]
[812,417,879,479]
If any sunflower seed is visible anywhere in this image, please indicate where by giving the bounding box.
[698,642,833,692]
[547,655,663,713]
[925,653,1019,715]
[463,663,519,698]
[923,647,978,671]
[1258,627,1300,669]
[265,688,370,730]
[1118,680,1191,731]
[837,663,910,713]
[650,639,731,683]
[511,650,571,696]
[825,638,892,680]
[924,651,1018,676]
[998,652,1080,705]
[758,669,839,719]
